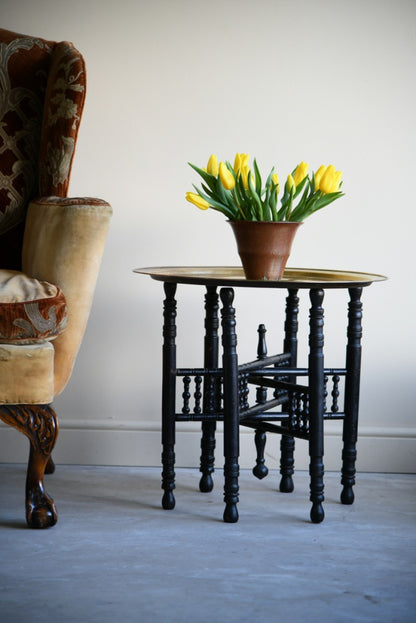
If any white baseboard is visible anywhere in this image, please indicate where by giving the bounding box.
[0,420,415,473]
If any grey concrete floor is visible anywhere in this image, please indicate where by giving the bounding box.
[0,465,415,623]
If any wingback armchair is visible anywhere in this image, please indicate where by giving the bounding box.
[0,28,112,528]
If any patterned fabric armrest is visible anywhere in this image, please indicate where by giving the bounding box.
[22,196,112,396]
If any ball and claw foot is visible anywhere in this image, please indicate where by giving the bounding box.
[223,503,239,523]
[252,464,268,480]
[199,473,214,493]
[26,495,58,529]
[341,485,355,505]
[162,491,175,510]
[279,475,294,493]
[310,502,325,524]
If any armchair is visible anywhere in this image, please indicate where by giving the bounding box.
[0,28,112,528]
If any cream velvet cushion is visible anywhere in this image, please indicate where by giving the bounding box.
[0,342,54,405]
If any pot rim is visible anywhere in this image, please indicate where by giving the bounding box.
[227,219,303,225]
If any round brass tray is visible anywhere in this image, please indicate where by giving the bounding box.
[134,266,387,289]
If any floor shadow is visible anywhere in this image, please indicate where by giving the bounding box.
[0,520,28,530]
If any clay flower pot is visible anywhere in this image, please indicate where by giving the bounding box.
[229,220,302,280]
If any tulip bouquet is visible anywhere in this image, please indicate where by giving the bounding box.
[186,153,344,222]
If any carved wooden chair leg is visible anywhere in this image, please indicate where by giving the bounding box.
[45,456,56,474]
[0,404,59,528]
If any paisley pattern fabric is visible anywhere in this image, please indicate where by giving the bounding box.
[0,28,86,270]
[0,30,52,236]
[38,41,86,196]
[0,269,67,343]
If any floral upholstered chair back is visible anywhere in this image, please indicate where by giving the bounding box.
[0,28,86,270]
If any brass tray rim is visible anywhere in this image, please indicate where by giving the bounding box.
[133,266,387,288]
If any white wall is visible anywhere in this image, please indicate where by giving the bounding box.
[1,0,415,472]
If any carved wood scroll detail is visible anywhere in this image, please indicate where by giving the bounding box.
[0,404,58,455]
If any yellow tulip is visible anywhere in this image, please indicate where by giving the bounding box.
[240,165,252,190]
[233,153,249,175]
[314,165,327,190]
[233,153,252,189]
[293,161,309,186]
[272,172,280,193]
[318,165,342,193]
[285,174,295,193]
[207,154,219,177]
[186,192,210,210]
[219,162,236,190]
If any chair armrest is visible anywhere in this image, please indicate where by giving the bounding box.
[22,197,112,396]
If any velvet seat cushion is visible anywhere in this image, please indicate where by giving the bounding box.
[0,269,67,343]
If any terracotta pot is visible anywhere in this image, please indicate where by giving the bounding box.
[229,220,302,280]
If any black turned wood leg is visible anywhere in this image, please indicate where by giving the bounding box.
[308,289,325,523]
[220,287,240,523]
[200,422,216,492]
[161,282,177,510]
[341,288,363,505]
[253,429,269,480]
[279,289,299,493]
[252,326,269,480]
[279,435,295,492]
[199,286,219,493]
[0,404,58,528]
